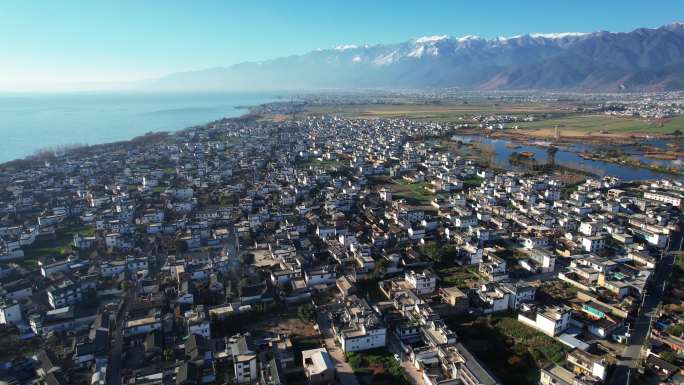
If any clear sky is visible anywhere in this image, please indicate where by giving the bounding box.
[1,0,682,90]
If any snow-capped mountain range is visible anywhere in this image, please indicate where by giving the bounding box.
[151,22,684,91]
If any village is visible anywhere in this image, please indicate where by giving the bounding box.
[0,110,682,385]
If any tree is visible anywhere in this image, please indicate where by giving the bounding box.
[673,129,682,136]
[163,348,175,361]
[421,243,457,266]
[297,303,316,323]
[659,350,677,364]
[667,323,684,338]
[121,280,133,291]
[373,258,389,279]
[239,252,255,265]
[174,239,188,253]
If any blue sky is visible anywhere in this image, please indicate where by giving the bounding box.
[1,0,682,90]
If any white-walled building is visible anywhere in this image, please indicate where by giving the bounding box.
[0,300,22,325]
[332,296,387,352]
[644,191,682,207]
[405,270,436,295]
[518,305,571,337]
[229,333,258,384]
[302,348,336,384]
[581,236,606,253]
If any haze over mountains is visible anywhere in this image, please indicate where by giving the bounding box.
[152,22,684,92]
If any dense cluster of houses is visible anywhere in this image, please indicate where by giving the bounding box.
[0,112,681,385]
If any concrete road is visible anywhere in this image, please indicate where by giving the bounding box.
[108,253,167,384]
[386,333,424,385]
[317,313,360,385]
[107,292,131,385]
[607,229,681,385]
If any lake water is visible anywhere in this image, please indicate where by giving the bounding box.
[453,135,683,181]
[0,92,279,163]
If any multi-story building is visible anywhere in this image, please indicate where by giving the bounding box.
[228,333,258,384]
[332,296,387,352]
[405,270,436,295]
[518,305,571,337]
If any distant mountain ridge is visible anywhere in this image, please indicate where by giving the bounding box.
[151,22,684,91]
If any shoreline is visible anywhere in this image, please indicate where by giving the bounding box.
[0,107,265,170]
[0,91,281,165]
[0,99,271,169]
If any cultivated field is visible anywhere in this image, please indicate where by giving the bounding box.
[306,102,561,121]
[448,314,569,385]
[305,102,684,138]
[516,114,684,137]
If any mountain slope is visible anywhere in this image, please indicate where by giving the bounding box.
[150,22,684,91]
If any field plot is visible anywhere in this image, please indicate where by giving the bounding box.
[307,102,560,121]
[345,348,409,385]
[306,102,683,138]
[391,180,434,205]
[517,114,684,137]
[22,223,95,264]
[437,265,482,289]
[448,314,569,385]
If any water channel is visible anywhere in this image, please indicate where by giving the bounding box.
[451,135,684,181]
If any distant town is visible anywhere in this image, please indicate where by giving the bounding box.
[0,92,683,385]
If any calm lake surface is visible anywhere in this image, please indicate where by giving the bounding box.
[0,92,278,163]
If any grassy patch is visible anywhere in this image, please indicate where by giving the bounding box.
[463,177,484,189]
[447,314,569,385]
[392,180,434,205]
[152,186,167,194]
[345,348,408,385]
[437,265,481,289]
[22,224,94,261]
[306,158,342,168]
[536,281,580,304]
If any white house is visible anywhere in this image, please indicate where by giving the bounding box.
[334,297,387,353]
[405,270,436,295]
[302,348,336,384]
[304,267,337,287]
[581,236,606,253]
[0,300,22,325]
[229,333,258,384]
[522,236,549,249]
[518,305,571,337]
[644,191,682,207]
